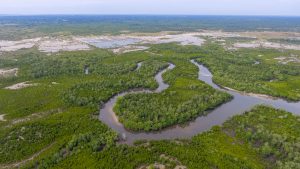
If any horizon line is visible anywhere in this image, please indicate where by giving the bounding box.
[1,14,300,17]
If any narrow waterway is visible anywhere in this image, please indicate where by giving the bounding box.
[99,60,300,144]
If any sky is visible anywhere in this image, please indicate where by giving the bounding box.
[0,0,299,16]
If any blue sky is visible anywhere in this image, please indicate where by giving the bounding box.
[0,0,299,16]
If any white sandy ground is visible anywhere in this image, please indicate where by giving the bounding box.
[0,37,90,53]
[0,68,18,77]
[1,30,300,54]
[75,31,300,53]
[196,30,243,38]
[112,45,149,54]
[232,41,300,50]
[4,81,38,90]
[0,38,40,52]
[222,86,277,100]
[137,153,187,169]
[38,38,90,53]
[75,32,206,53]
[0,114,6,121]
[4,109,62,128]
[274,56,300,64]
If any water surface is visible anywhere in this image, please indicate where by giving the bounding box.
[99,60,300,144]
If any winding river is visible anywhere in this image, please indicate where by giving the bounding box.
[99,60,300,144]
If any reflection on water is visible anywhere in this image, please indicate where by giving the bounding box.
[99,60,300,144]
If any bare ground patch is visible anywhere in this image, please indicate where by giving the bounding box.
[0,114,6,122]
[38,38,90,53]
[76,32,206,52]
[3,109,63,128]
[112,46,149,54]
[274,56,300,64]
[232,41,300,50]
[0,38,40,52]
[4,81,38,90]
[0,37,90,53]
[0,68,18,77]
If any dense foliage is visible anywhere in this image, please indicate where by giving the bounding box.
[1,42,300,169]
[24,105,300,169]
[197,43,300,101]
[223,106,300,168]
[114,58,231,131]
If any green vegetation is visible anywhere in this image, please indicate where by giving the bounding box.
[223,106,300,168]
[21,105,300,169]
[114,57,231,131]
[197,43,300,101]
[0,107,117,164]
[0,47,168,166]
[1,40,300,169]
[32,126,265,169]
[0,43,231,168]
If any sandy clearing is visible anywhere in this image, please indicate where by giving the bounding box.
[130,32,206,46]
[160,154,181,164]
[130,30,300,40]
[158,33,205,46]
[3,109,63,129]
[76,32,206,50]
[0,68,18,77]
[4,81,38,90]
[38,38,90,53]
[75,36,142,49]
[196,30,243,38]
[0,114,6,121]
[0,37,90,53]
[137,153,186,169]
[222,86,277,100]
[0,38,40,52]
[112,46,149,54]
[263,41,300,50]
[10,109,62,126]
[145,51,163,56]
[234,42,260,48]
[1,30,299,54]
[238,31,300,39]
[274,56,300,64]
[233,41,300,50]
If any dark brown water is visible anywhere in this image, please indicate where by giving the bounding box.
[99,60,300,144]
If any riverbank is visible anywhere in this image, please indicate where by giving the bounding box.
[98,59,300,144]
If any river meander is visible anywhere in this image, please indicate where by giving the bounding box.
[99,60,300,144]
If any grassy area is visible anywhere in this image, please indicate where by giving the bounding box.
[1,42,300,168]
[266,76,300,100]
[197,43,300,101]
